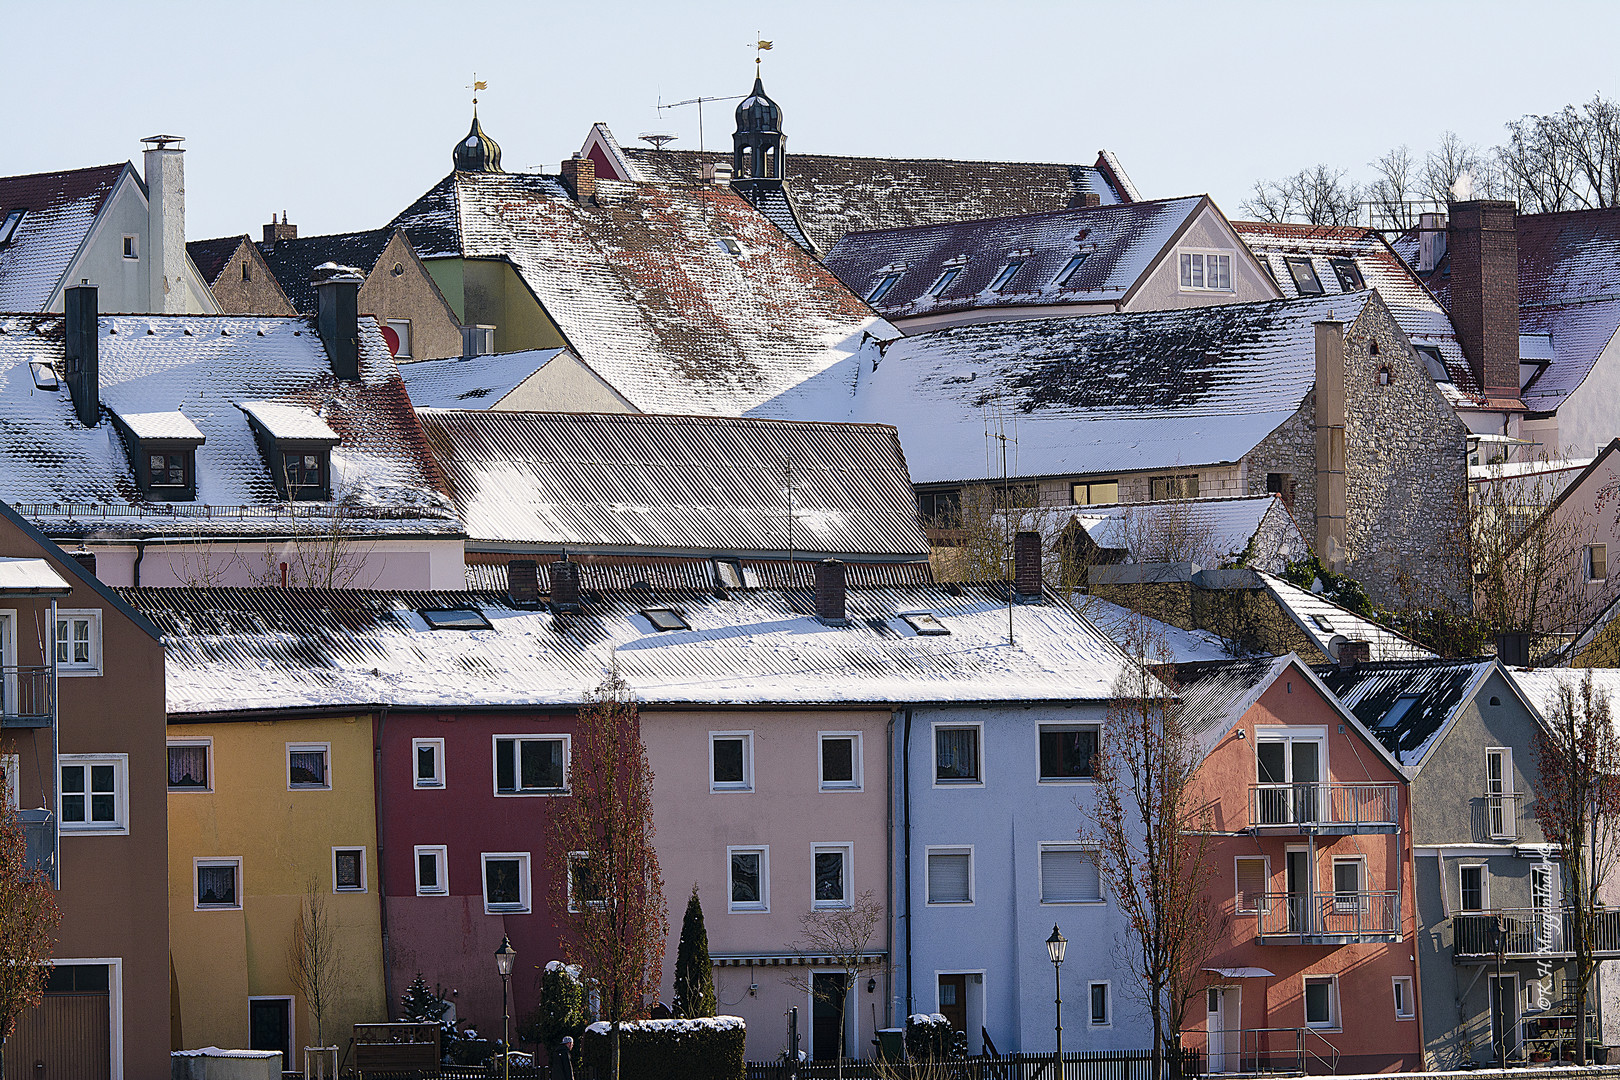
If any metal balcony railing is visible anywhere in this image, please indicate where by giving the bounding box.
[0,666,53,726]
[1477,791,1531,841]
[1453,907,1620,959]
[1255,891,1400,942]
[1248,782,1400,830]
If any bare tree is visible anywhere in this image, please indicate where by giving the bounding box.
[1500,97,1620,213]
[1367,145,1420,231]
[787,891,885,1080]
[549,667,667,1080]
[1532,672,1620,1064]
[0,781,59,1080]
[288,877,343,1048]
[1088,649,1228,1080]
[1242,165,1362,226]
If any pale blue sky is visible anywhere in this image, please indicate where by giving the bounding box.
[9,0,1618,240]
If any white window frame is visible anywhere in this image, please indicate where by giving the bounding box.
[1037,723,1100,783]
[167,738,213,793]
[413,737,445,789]
[58,753,128,834]
[818,731,862,791]
[1331,856,1366,912]
[1089,980,1112,1028]
[727,845,769,912]
[1178,249,1234,293]
[414,845,448,896]
[122,234,139,260]
[812,843,854,909]
[710,731,754,792]
[195,857,242,910]
[2,753,17,811]
[1588,544,1608,582]
[1303,974,1340,1031]
[1459,863,1488,912]
[567,850,606,913]
[932,721,984,787]
[480,851,532,914]
[491,733,570,796]
[54,610,103,676]
[1486,746,1515,838]
[1039,842,1104,905]
[386,318,413,359]
[925,845,975,906]
[1235,855,1269,914]
[287,742,331,791]
[332,846,367,893]
[1392,975,1415,1020]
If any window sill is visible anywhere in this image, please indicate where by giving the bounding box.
[414,781,444,790]
[1038,777,1095,785]
[417,889,448,897]
[925,900,974,907]
[494,789,567,797]
[335,887,367,894]
[484,904,530,915]
[710,786,754,794]
[289,785,332,792]
[61,824,128,836]
[729,905,769,914]
[819,784,862,793]
[169,786,213,794]
[933,779,984,788]
[1040,898,1106,906]
[57,667,103,678]
[196,904,241,912]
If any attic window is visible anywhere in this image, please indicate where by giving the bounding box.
[148,451,191,490]
[1330,258,1365,291]
[122,235,139,260]
[0,209,22,247]
[1415,345,1451,382]
[420,608,492,631]
[1377,694,1421,729]
[927,267,962,297]
[716,237,744,257]
[714,560,760,589]
[867,272,903,304]
[241,401,340,502]
[1285,257,1324,296]
[1310,614,1334,632]
[241,261,251,283]
[901,612,950,636]
[1053,255,1089,287]
[987,259,1025,293]
[1179,252,1232,291]
[110,410,205,501]
[641,608,690,632]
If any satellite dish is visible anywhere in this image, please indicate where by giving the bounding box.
[638,132,677,150]
[379,324,400,357]
[1327,634,1349,659]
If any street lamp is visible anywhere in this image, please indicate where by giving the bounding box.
[1048,925,1067,1079]
[495,935,517,1080]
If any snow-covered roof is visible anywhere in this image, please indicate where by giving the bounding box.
[0,163,128,311]
[624,149,1129,252]
[124,579,1135,714]
[1318,658,1497,769]
[257,228,394,313]
[1079,596,1239,663]
[0,313,456,539]
[850,292,1372,485]
[398,348,567,409]
[416,410,930,558]
[1067,495,1303,571]
[1234,220,1478,408]
[1509,667,1620,728]
[1257,572,1436,662]
[0,557,72,596]
[389,171,896,418]
[239,400,340,443]
[825,197,1205,319]
[112,409,204,442]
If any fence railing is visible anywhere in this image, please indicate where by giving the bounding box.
[1248,782,1399,829]
[0,666,53,725]
[1255,891,1400,941]
[744,1048,1200,1080]
[1453,907,1620,958]
[1475,791,1531,842]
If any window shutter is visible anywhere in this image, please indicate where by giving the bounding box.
[928,853,971,903]
[1040,848,1100,903]
[1236,858,1267,911]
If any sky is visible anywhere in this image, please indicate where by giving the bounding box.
[7,0,1619,241]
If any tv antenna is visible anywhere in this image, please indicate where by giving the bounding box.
[984,397,1020,645]
[656,91,744,154]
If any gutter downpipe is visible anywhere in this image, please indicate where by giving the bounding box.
[132,541,145,587]
[886,708,897,1032]
[49,597,60,888]
[902,707,914,1018]
[373,706,394,1015]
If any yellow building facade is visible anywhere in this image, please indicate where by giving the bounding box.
[168,714,386,1066]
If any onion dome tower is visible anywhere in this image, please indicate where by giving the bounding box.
[732,75,785,181]
[453,111,503,173]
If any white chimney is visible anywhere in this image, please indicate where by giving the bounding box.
[142,135,187,313]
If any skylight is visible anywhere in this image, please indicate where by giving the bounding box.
[1286,257,1324,296]
[1377,694,1421,729]
[1329,258,1365,291]
[900,612,950,636]
[867,272,903,303]
[1310,614,1334,632]
[420,608,492,630]
[0,209,22,248]
[641,608,690,632]
[1415,345,1451,382]
[714,560,760,589]
[716,237,744,257]
[1053,254,1089,287]
[987,259,1025,292]
[927,266,962,297]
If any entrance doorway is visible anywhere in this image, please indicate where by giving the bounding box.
[938,974,967,1038]
[1206,986,1241,1073]
[1489,974,1521,1063]
[811,974,849,1061]
[250,997,293,1073]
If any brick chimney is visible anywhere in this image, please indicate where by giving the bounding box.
[506,559,539,606]
[814,560,847,624]
[1314,320,1347,572]
[141,135,188,313]
[560,154,596,204]
[1448,200,1520,398]
[1078,193,1102,208]
[1336,639,1370,672]
[313,264,363,380]
[547,558,582,613]
[63,282,99,428]
[1014,531,1044,600]
[263,211,297,246]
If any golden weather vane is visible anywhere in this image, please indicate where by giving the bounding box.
[467,74,488,112]
[753,36,773,71]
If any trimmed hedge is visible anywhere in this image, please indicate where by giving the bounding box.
[581,1016,745,1080]
[905,1013,952,1062]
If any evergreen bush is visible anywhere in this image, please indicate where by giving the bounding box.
[672,885,716,1018]
[580,1016,745,1080]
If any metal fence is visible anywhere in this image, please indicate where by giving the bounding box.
[1453,907,1620,957]
[0,665,53,725]
[745,1048,1200,1080]
[1254,891,1399,940]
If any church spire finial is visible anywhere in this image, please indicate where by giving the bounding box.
[467,73,488,117]
[453,75,503,174]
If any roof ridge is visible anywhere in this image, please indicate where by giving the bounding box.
[834,195,1204,242]
[0,161,128,185]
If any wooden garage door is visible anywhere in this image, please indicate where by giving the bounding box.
[2,965,111,1080]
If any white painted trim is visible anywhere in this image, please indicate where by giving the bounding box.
[0,609,17,711]
[53,609,103,676]
[286,742,331,791]
[194,856,243,910]
[58,752,129,834]
[1459,862,1489,912]
[1302,973,1341,1032]
[1392,975,1416,1020]
[50,957,124,1080]
[490,733,570,796]
[1088,979,1113,1027]
[1177,248,1237,293]
[1234,854,1269,914]
[1,754,15,811]
[412,738,445,789]
[1036,721,1101,784]
[817,731,863,791]
[1037,842,1105,904]
[931,969,987,1056]
[709,731,754,793]
[247,994,296,1071]
[930,721,985,788]
[332,846,367,893]
[726,844,769,912]
[414,845,448,896]
[811,842,854,908]
[924,844,975,906]
[808,968,861,1060]
[480,851,532,914]
[166,737,213,793]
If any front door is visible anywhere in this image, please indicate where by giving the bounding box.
[938,975,967,1043]
[811,973,848,1061]
[1490,974,1520,1062]
[1206,987,1241,1073]
[250,997,292,1072]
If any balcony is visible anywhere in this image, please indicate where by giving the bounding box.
[1453,908,1620,960]
[1248,782,1400,834]
[1473,791,1534,843]
[1255,891,1401,944]
[0,666,53,727]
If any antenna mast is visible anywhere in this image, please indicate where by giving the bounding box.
[656,92,743,154]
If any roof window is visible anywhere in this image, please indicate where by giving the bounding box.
[0,209,23,248]
[1310,614,1333,632]
[1053,254,1089,287]
[641,608,691,632]
[716,237,744,257]
[867,271,903,304]
[987,259,1025,293]
[1377,694,1422,729]
[714,560,760,589]
[241,401,340,501]
[1329,257,1364,291]
[420,608,492,630]
[900,612,950,636]
[1285,257,1324,296]
[28,361,58,390]
[926,266,962,297]
[1415,345,1450,382]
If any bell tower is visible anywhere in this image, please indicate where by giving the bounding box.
[732,74,785,181]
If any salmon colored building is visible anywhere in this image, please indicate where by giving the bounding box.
[1177,655,1421,1074]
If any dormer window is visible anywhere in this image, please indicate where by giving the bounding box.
[241,401,340,501]
[927,266,962,297]
[867,271,903,304]
[1054,254,1090,287]
[987,259,1025,292]
[0,209,23,247]
[109,409,205,501]
[149,451,190,488]
[1285,257,1324,296]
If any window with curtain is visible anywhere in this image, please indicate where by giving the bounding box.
[168,744,208,789]
[935,727,980,783]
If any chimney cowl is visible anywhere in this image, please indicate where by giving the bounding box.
[263,211,297,246]
[1014,531,1044,602]
[814,559,848,625]
[548,558,583,614]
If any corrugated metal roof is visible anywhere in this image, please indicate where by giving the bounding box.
[1318,658,1494,767]
[462,554,936,592]
[418,410,930,558]
[122,580,1133,714]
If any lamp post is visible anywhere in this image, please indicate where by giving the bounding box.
[1048,924,1067,1080]
[495,935,517,1080]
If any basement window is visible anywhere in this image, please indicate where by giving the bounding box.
[1053,254,1089,287]
[1330,258,1365,291]
[420,608,492,631]
[900,612,950,636]
[641,608,690,632]
[987,259,1025,292]
[867,271,903,304]
[1285,257,1324,296]
[0,209,23,247]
